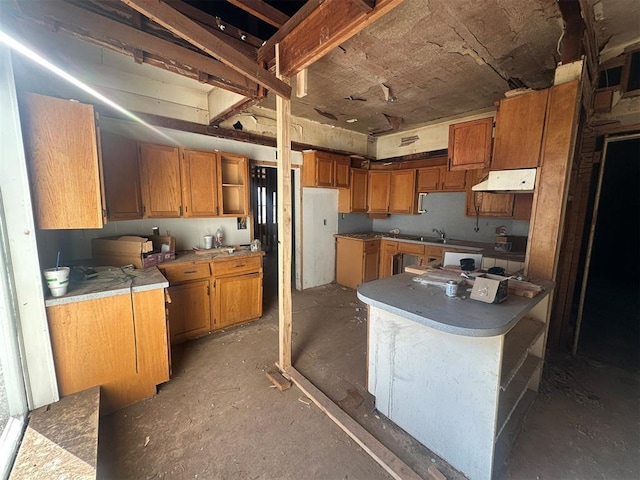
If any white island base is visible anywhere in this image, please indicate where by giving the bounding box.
[360,275,551,480]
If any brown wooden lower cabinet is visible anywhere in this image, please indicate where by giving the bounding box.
[335,236,380,289]
[46,288,169,414]
[166,280,211,344]
[160,253,264,343]
[214,272,263,329]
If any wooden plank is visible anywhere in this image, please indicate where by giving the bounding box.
[526,81,581,280]
[266,370,291,391]
[227,0,290,28]
[121,0,291,98]
[348,0,376,13]
[276,44,293,370]
[17,0,258,97]
[284,366,423,480]
[277,0,404,77]
[296,68,308,98]
[258,0,324,63]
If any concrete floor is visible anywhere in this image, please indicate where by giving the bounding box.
[98,257,639,479]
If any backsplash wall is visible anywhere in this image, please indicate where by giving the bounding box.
[37,217,251,267]
[371,192,530,243]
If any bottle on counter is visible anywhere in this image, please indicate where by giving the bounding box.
[215,227,224,248]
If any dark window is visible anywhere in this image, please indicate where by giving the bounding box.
[626,51,640,92]
[598,66,623,88]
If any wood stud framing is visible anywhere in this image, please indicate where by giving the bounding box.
[120,0,292,98]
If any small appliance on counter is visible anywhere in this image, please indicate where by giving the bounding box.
[494,235,528,253]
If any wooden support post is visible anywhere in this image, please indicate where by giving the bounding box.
[296,68,308,98]
[276,43,293,371]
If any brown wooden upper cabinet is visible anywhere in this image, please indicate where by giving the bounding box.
[302,150,350,188]
[101,131,143,221]
[367,171,391,214]
[389,169,416,214]
[448,117,493,171]
[138,145,248,219]
[20,92,106,229]
[181,149,218,217]
[338,168,368,213]
[219,153,249,217]
[417,166,466,193]
[138,143,182,218]
[492,89,549,170]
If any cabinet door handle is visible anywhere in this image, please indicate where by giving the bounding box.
[235,264,245,268]
[184,270,197,274]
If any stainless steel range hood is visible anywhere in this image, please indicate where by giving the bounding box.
[472,168,536,193]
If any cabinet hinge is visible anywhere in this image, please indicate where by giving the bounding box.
[103,208,108,219]
[142,205,146,214]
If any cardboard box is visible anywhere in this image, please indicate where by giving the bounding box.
[148,235,176,262]
[494,235,528,252]
[92,236,153,268]
[470,274,509,304]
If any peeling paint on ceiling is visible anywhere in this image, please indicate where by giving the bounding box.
[257,0,563,134]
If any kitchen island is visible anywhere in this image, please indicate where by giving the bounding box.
[358,273,553,480]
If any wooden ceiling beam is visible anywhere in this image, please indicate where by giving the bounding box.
[262,0,405,77]
[227,0,290,28]
[258,0,323,63]
[14,0,260,97]
[165,0,264,49]
[121,0,291,98]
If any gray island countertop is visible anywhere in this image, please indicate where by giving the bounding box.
[45,266,168,307]
[357,273,553,337]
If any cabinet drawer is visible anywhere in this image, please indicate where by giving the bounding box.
[160,263,211,284]
[400,243,425,255]
[363,240,380,253]
[382,240,399,251]
[424,245,444,258]
[212,255,262,277]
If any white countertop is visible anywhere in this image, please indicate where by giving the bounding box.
[44,266,168,307]
[357,273,552,337]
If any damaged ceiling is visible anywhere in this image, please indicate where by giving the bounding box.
[2,0,638,138]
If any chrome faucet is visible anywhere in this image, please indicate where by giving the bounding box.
[433,228,446,240]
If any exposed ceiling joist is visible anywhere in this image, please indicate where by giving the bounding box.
[227,0,290,28]
[277,0,405,77]
[165,0,264,50]
[257,0,323,64]
[120,0,291,98]
[14,0,261,97]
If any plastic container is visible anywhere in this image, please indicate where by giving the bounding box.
[43,267,70,297]
[215,227,224,248]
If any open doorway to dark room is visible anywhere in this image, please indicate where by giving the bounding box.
[251,165,296,309]
[576,137,640,370]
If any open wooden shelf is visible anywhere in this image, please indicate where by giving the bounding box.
[494,389,537,474]
[496,355,540,438]
[501,316,544,390]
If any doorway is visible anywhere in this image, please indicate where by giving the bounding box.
[251,165,297,308]
[574,137,640,370]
